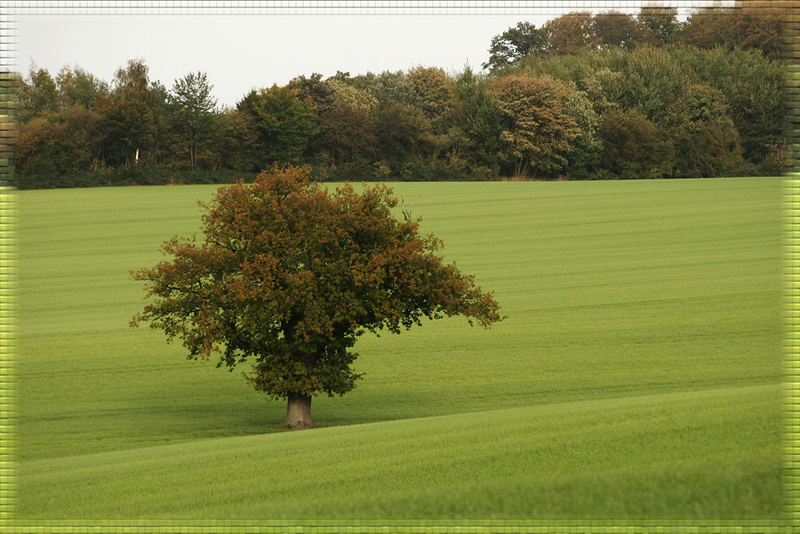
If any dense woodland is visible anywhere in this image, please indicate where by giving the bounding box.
[11,4,788,188]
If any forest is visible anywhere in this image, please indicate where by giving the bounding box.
[11,4,788,188]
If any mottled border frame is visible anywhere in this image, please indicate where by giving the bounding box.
[1,1,794,532]
[785,0,799,531]
[0,1,14,530]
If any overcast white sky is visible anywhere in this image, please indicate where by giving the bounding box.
[17,15,531,107]
[14,2,701,108]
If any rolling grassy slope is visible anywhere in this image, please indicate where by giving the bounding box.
[20,384,780,519]
[17,177,783,519]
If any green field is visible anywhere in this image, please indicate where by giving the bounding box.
[16,177,783,521]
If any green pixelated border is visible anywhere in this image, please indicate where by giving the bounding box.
[2,1,797,532]
[0,4,14,531]
[0,519,797,533]
[785,0,800,530]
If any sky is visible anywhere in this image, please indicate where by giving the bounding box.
[14,2,698,108]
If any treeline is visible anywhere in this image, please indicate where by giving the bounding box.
[11,4,787,188]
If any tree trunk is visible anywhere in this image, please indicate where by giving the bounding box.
[286,393,312,429]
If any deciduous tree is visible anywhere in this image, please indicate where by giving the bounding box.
[287,73,335,113]
[316,102,377,167]
[170,72,218,169]
[16,66,59,122]
[598,108,673,178]
[408,66,458,130]
[453,67,505,175]
[637,4,680,45]
[374,102,432,168]
[488,74,581,177]
[239,86,317,167]
[102,59,158,166]
[672,45,785,166]
[682,5,784,59]
[670,83,744,177]
[56,66,109,110]
[592,11,655,50]
[132,165,503,429]
[542,12,597,55]
[482,21,546,72]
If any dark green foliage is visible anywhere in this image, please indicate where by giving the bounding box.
[609,46,695,126]
[637,4,680,45]
[10,166,255,189]
[319,160,383,182]
[507,40,783,178]
[374,102,432,168]
[238,85,318,167]
[482,21,546,72]
[315,102,377,168]
[670,83,745,178]
[670,45,785,168]
[563,90,602,179]
[12,7,787,186]
[169,72,218,170]
[16,67,59,122]
[452,67,505,176]
[102,95,156,166]
[592,11,655,51]
[14,107,103,176]
[598,108,673,179]
[56,66,109,110]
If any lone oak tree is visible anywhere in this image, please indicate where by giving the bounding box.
[131,165,503,429]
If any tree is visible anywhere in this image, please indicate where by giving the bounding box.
[354,70,416,108]
[215,108,262,172]
[170,72,218,169]
[238,86,317,167]
[407,66,458,129]
[563,89,602,179]
[542,12,597,55]
[315,101,377,167]
[16,66,59,122]
[101,93,156,167]
[488,74,581,177]
[55,66,109,110]
[101,59,158,166]
[132,165,503,429]
[482,21,546,72]
[670,83,744,177]
[637,4,680,45]
[327,79,377,115]
[611,46,695,127]
[287,73,335,113]
[592,11,655,50]
[681,5,784,59]
[14,105,104,176]
[146,80,174,167]
[453,67,505,175]
[672,45,785,166]
[598,108,673,178]
[373,101,435,173]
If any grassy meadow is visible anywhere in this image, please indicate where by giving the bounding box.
[16,177,783,521]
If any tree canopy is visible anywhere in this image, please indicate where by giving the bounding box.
[132,165,503,428]
[482,21,546,72]
[11,3,789,187]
